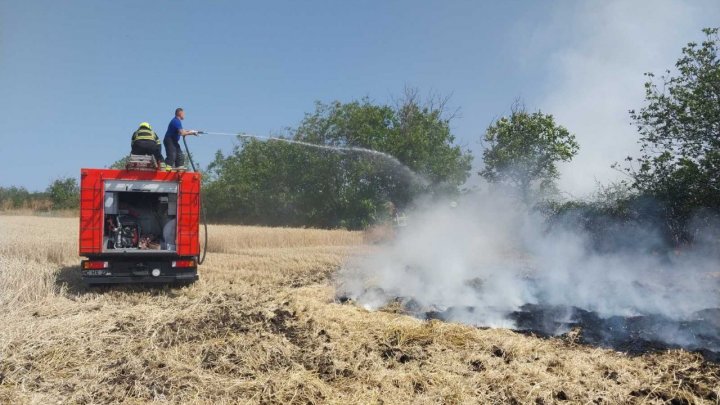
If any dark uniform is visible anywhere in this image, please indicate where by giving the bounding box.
[131,123,164,164]
[164,116,185,168]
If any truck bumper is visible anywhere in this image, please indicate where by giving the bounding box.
[81,258,198,285]
[82,272,198,285]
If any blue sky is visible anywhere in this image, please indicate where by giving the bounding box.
[1,1,718,192]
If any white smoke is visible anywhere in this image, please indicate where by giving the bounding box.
[337,190,720,350]
[530,0,720,196]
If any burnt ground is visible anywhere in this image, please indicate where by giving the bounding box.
[418,303,720,362]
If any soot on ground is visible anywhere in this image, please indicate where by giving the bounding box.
[338,291,720,362]
[426,303,720,362]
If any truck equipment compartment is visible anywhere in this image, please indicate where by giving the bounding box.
[103,185,177,253]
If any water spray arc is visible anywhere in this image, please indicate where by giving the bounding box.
[180,130,428,266]
[198,131,428,186]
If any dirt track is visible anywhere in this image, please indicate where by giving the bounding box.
[1,215,718,404]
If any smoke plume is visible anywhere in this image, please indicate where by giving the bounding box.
[337,190,720,355]
[528,0,720,196]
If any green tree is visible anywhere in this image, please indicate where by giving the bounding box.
[204,91,473,229]
[480,104,579,200]
[624,27,720,237]
[0,186,30,209]
[205,140,313,226]
[46,177,79,209]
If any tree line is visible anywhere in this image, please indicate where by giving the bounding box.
[203,90,472,229]
[6,28,718,243]
[0,178,79,211]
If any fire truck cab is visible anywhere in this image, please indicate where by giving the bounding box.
[79,162,201,285]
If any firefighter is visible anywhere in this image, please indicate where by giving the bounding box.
[164,107,199,170]
[131,122,167,170]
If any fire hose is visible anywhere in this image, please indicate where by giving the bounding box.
[182,132,208,265]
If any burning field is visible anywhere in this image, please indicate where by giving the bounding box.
[1,215,719,404]
[352,297,720,363]
[339,193,720,362]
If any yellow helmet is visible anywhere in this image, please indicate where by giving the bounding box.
[139,122,152,130]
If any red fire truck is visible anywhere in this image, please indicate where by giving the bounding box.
[79,160,201,285]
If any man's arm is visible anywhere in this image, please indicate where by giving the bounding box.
[172,117,197,136]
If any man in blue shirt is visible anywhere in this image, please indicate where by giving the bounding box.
[164,107,198,170]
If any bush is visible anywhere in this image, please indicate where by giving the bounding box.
[46,177,79,210]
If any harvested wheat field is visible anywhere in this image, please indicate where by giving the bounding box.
[0,215,718,404]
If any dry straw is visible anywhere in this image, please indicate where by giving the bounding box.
[0,215,718,404]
